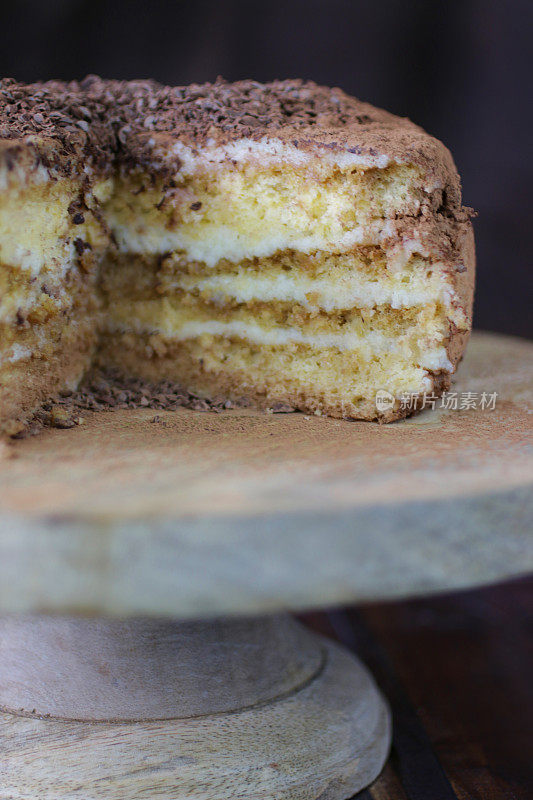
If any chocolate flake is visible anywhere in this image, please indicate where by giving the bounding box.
[16,369,260,437]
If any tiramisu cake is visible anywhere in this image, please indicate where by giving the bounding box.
[0,77,474,428]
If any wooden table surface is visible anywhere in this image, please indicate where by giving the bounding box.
[303,576,531,800]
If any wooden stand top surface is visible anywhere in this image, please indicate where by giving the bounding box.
[0,331,532,618]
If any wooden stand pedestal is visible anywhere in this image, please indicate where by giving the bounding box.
[0,615,390,799]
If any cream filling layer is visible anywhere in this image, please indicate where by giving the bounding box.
[105,214,426,269]
[0,232,78,277]
[107,317,452,371]
[106,216,390,268]
[167,138,443,194]
[170,272,457,313]
[169,138,391,174]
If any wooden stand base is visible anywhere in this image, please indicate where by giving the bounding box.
[0,614,390,799]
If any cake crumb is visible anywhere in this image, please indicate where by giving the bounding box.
[50,405,77,429]
[269,402,295,413]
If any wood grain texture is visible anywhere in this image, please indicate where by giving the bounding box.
[0,332,531,617]
[0,620,390,800]
[0,615,322,721]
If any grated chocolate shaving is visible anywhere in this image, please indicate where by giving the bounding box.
[14,369,297,438]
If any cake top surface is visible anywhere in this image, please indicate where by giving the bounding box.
[83,76,400,141]
[0,77,113,174]
[0,76,461,204]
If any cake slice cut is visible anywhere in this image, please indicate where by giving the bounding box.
[0,77,475,428]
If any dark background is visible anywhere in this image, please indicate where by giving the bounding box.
[0,0,531,337]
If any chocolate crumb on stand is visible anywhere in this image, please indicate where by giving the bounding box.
[16,371,256,438]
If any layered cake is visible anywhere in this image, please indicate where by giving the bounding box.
[0,77,475,428]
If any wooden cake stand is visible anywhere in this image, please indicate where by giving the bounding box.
[0,331,532,799]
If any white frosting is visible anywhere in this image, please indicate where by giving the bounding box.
[3,241,77,277]
[0,344,33,365]
[171,273,454,312]
[108,212,420,268]
[167,138,391,176]
[109,220,376,267]
[164,135,442,194]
